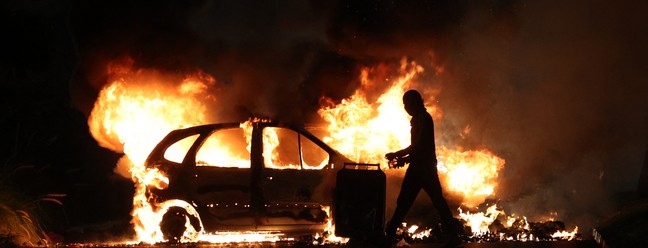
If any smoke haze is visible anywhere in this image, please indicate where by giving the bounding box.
[70,0,648,235]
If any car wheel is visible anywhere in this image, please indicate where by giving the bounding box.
[160,206,201,243]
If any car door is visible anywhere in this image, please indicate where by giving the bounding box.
[257,125,333,228]
[190,126,255,230]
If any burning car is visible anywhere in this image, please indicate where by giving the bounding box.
[143,119,356,241]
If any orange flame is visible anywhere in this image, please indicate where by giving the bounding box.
[458,204,504,235]
[89,66,217,243]
[318,58,422,165]
[437,147,505,207]
[551,227,578,241]
[88,69,214,171]
[88,58,581,244]
[89,64,333,244]
[458,204,579,241]
[317,58,505,206]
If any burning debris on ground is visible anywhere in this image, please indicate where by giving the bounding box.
[393,217,580,245]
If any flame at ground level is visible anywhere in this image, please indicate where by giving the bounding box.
[457,204,579,242]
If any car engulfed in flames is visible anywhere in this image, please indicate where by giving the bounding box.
[140,119,353,243]
[87,57,580,246]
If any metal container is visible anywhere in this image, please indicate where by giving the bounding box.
[334,163,386,238]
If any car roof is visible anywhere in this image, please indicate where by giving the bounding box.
[146,120,344,165]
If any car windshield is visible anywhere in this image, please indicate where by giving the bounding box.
[164,134,199,163]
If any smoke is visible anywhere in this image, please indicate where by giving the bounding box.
[347,0,648,234]
[71,0,359,125]
[72,0,648,236]
[324,0,648,232]
[434,0,648,233]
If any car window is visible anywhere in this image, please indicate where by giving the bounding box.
[301,134,329,169]
[164,134,199,163]
[196,127,250,168]
[262,127,329,170]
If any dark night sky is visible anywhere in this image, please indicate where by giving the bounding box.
[2,0,648,241]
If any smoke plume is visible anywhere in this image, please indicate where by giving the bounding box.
[71,0,648,235]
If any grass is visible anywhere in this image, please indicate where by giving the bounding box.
[0,174,63,247]
[0,122,65,246]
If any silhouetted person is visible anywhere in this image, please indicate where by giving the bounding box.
[384,90,462,247]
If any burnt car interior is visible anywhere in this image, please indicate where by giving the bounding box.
[145,121,350,235]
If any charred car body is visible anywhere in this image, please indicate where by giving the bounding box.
[144,120,384,240]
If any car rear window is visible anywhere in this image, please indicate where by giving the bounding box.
[262,127,329,170]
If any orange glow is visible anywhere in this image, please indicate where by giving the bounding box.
[88,64,335,244]
[317,58,505,206]
[318,58,422,165]
[403,223,432,240]
[196,231,292,243]
[437,147,505,207]
[458,204,578,241]
[88,71,215,169]
[88,58,576,244]
[458,204,503,235]
[317,206,349,244]
[89,66,217,243]
[552,227,578,241]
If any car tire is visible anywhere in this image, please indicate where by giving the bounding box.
[160,206,200,243]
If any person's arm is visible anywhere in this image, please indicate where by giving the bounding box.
[386,114,430,160]
[386,117,421,160]
[389,145,411,159]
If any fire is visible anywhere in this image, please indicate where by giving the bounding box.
[318,58,505,206]
[458,204,504,235]
[437,147,505,207]
[88,57,576,245]
[404,224,432,241]
[88,71,214,169]
[241,118,328,170]
[197,232,290,243]
[318,58,421,165]
[88,64,335,244]
[316,206,349,244]
[457,204,579,241]
[89,66,217,243]
[551,227,578,241]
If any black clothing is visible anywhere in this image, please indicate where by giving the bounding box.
[386,108,458,240]
[407,108,437,167]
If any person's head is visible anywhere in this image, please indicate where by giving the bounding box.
[403,89,425,116]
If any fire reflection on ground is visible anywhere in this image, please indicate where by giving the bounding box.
[58,240,597,248]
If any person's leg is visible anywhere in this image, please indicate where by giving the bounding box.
[420,169,459,237]
[385,171,421,238]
